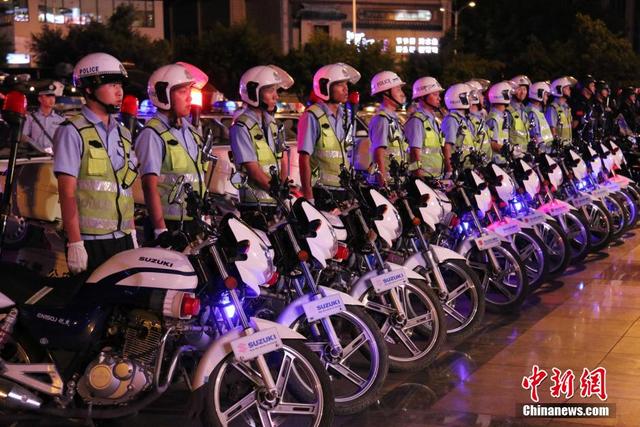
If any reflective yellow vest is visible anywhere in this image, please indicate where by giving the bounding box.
[410,110,444,177]
[488,110,510,163]
[548,101,573,142]
[506,104,530,148]
[145,117,207,220]
[233,113,280,205]
[526,106,553,145]
[70,114,137,235]
[377,109,408,172]
[307,104,347,187]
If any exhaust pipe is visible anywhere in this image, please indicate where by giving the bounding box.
[0,378,41,410]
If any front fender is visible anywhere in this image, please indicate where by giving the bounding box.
[349,262,425,301]
[191,317,305,390]
[402,246,465,273]
[276,286,364,327]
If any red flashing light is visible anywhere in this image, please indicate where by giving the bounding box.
[224,276,238,290]
[266,271,280,286]
[334,243,350,261]
[121,95,139,115]
[180,294,201,317]
[191,88,203,108]
[3,91,26,115]
[348,91,360,104]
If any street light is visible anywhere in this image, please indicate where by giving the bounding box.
[440,1,476,55]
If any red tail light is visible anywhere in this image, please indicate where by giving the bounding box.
[334,243,350,261]
[180,294,201,317]
[449,215,460,228]
[266,271,280,286]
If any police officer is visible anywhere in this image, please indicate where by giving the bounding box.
[230,65,293,208]
[507,75,532,150]
[298,63,360,202]
[526,81,554,152]
[369,71,408,186]
[466,80,490,147]
[22,81,65,154]
[53,53,137,274]
[570,74,596,131]
[546,76,576,143]
[135,62,209,241]
[618,86,638,134]
[486,81,514,163]
[405,76,445,178]
[591,80,614,136]
[441,83,477,172]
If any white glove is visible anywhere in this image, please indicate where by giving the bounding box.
[67,241,88,274]
[130,229,139,249]
[154,228,168,239]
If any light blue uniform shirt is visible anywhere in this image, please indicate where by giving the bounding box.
[229,108,278,167]
[368,105,402,152]
[405,105,439,149]
[297,102,347,155]
[135,112,200,176]
[53,106,135,177]
[23,109,65,154]
[545,99,570,129]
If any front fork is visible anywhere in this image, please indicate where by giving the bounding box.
[208,245,278,395]
[457,186,501,271]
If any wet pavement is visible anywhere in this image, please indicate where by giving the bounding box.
[8,231,640,426]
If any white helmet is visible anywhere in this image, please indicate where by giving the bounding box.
[412,76,443,100]
[148,62,208,110]
[371,70,405,96]
[487,81,514,104]
[550,76,577,97]
[239,65,294,108]
[510,75,532,87]
[73,52,127,89]
[469,78,491,91]
[444,83,471,110]
[313,63,360,101]
[529,81,551,102]
[465,80,484,105]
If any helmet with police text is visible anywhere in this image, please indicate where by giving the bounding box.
[444,83,471,110]
[510,75,532,87]
[239,65,294,108]
[549,76,577,97]
[148,62,208,110]
[528,81,551,102]
[312,63,360,102]
[73,53,128,89]
[487,81,514,105]
[412,76,444,100]
[371,70,405,96]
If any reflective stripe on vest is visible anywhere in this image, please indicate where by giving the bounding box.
[307,104,347,187]
[377,110,407,172]
[488,111,510,163]
[144,117,206,220]
[467,114,493,159]
[506,104,529,147]
[549,102,572,142]
[411,111,444,176]
[71,113,137,235]
[234,113,279,205]
[526,107,553,145]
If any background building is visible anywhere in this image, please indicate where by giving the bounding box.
[0,0,163,67]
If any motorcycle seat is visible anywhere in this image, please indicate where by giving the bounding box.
[0,262,86,308]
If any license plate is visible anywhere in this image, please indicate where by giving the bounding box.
[569,194,591,208]
[494,222,521,237]
[591,187,609,199]
[522,212,546,225]
[474,234,501,250]
[370,269,408,294]
[303,294,346,323]
[231,328,283,362]
[549,203,571,216]
[604,181,621,192]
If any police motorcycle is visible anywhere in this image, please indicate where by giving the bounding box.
[433,145,530,312]
[228,167,389,416]
[604,133,640,213]
[524,141,592,264]
[312,165,447,373]
[497,142,572,278]
[463,145,550,288]
[377,157,486,342]
[0,175,336,426]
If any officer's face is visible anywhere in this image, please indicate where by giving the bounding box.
[330,81,348,104]
[542,92,549,104]
[390,85,406,105]
[562,86,571,97]
[515,86,527,102]
[425,91,440,107]
[170,84,192,117]
[600,89,610,99]
[38,94,55,109]
[587,82,596,94]
[260,85,279,111]
[94,83,123,109]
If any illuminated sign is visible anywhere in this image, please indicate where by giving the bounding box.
[394,10,433,21]
[395,37,439,54]
[346,30,375,45]
[6,53,31,65]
